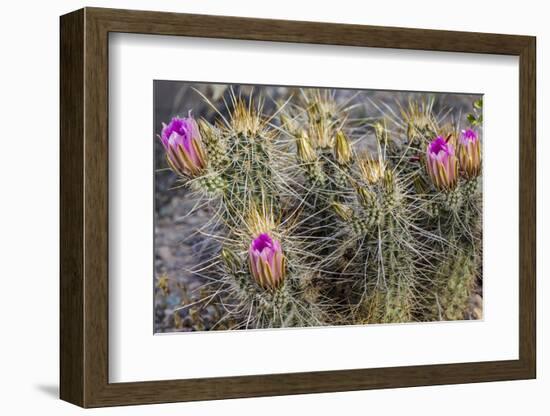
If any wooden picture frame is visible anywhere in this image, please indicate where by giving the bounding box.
[60,7,536,408]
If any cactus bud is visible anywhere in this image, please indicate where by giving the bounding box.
[425,136,458,190]
[383,169,395,193]
[374,121,388,146]
[356,186,376,208]
[248,233,286,290]
[331,201,354,222]
[295,133,317,163]
[158,115,207,177]
[333,131,352,165]
[358,154,385,185]
[457,129,481,179]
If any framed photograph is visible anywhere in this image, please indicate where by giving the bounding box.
[60,7,536,408]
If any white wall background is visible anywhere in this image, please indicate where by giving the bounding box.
[0,0,546,414]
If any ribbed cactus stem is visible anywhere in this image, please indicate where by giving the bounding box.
[196,174,226,194]
[381,170,401,213]
[430,247,477,321]
[304,162,326,185]
[442,187,464,213]
[199,120,228,171]
[462,177,480,200]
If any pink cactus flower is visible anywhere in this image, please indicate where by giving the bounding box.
[458,129,481,179]
[158,115,207,177]
[248,233,286,290]
[425,136,458,190]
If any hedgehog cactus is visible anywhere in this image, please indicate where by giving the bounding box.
[157,89,483,330]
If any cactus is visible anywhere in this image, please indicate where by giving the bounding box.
[428,246,479,321]
[156,88,483,330]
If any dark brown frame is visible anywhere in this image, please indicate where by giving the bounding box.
[60,7,536,408]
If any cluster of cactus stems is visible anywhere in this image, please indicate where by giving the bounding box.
[157,89,483,330]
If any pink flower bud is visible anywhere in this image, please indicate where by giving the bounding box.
[425,136,458,190]
[248,233,286,290]
[457,129,481,179]
[158,116,207,177]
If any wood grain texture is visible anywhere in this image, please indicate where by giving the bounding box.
[59,8,84,407]
[59,7,537,408]
[518,38,537,376]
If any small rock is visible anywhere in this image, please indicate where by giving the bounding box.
[469,294,483,308]
[472,307,483,320]
[158,246,172,261]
